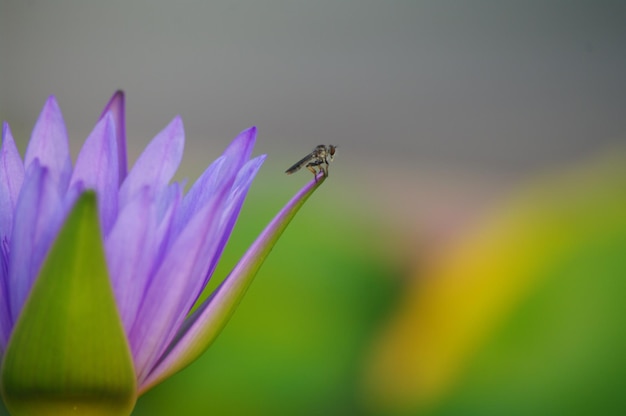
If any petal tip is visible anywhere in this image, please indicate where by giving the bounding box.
[100,90,126,121]
[172,114,184,125]
[229,126,257,154]
[44,95,60,111]
[107,90,125,106]
[169,116,186,141]
[243,126,257,141]
[38,95,64,127]
[2,121,11,138]
[113,90,125,100]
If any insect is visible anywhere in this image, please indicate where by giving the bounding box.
[285,144,337,180]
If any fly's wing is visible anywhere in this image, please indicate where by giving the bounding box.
[285,153,314,174]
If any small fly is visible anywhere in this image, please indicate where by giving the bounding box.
[285,145,337,180]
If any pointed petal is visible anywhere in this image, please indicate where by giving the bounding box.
[0,123,24,350]
[70,113,119,235]
[24,96,72,194]
[107,182,183,337]
[105,187,158,334]
[153,182,184,266]
[8,161,64,324]
[221,126,256,171]
[140,171,327,393]
[1,192,136,415]
[0,122,25,239]
[119,116,184,208]
[99,90,128,182]
[176,156,227,229]
[130,198,225,382]
[131,156,264,384]
[200,155,267,290]
[176,126,257,237]
[0,248,9,353]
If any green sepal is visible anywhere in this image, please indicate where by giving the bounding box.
[1,192,136,416]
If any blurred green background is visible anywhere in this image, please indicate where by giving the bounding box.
[2,1,626,415]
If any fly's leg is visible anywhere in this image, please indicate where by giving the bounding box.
[307,164,318,181]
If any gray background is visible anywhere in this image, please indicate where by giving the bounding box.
[1,0,625,229]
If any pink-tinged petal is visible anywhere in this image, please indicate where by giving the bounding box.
[24,96,72,194]
[141,171,326,392]
[105,187,158,334]
[0,122,25,240]
[70,113,119,235]
[99,90,128,183]
[132,154,265,384]
[8,160,64,324]
[119,116,184,208]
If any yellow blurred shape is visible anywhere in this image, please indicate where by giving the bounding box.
[364,152,626,413]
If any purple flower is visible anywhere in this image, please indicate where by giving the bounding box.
[0,91,322,406]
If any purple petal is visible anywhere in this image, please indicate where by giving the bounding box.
[0,122,25,241]
[153,182,183,263]
[106,181,183,335]
[199,155,267,290]
[0,123,24,350]
[24,96,72,195]
[69,113,119,235]
[141,165,322,392]
[176,156,226,230]
[8,160,64,324]
[119,116,184,208]
[156,181,183,224]
[177,127,257,229]
[0,243,9,352]
[132,154,265,384]
[130,198,225,382]
[221,126,256,169]
[99,90,127,183]
[105,187,159,334]
[134,182,185,285]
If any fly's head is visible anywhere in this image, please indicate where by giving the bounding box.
[327,145,337,163]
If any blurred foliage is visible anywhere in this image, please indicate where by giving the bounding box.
[364,153,626,415]
[132,181,401,415]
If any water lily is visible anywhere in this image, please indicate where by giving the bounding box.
[0,92,326,415]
